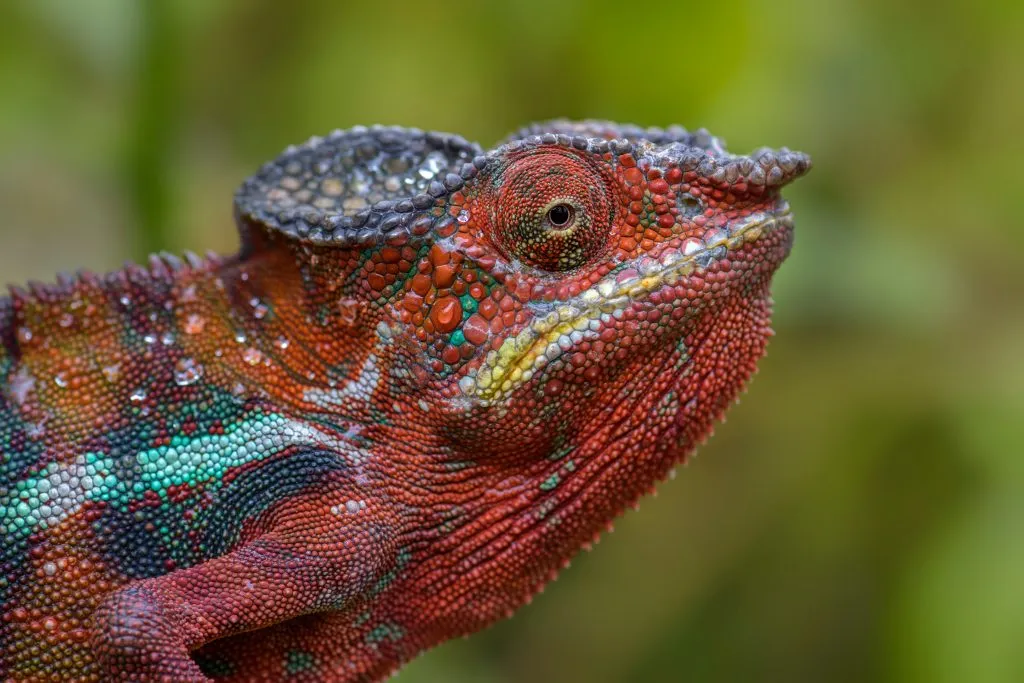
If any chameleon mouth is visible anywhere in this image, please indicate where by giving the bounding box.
[459,207,793,403]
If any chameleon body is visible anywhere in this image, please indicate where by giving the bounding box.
[0,121,810,681]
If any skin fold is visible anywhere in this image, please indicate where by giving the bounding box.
[0,120,810,681]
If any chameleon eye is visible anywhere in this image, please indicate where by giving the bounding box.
[495,151,613,272]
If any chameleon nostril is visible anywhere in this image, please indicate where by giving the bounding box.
[677,194,703,218]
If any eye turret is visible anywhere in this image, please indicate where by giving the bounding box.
[494,151,615,272]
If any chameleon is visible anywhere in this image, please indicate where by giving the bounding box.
[0,120,810,681]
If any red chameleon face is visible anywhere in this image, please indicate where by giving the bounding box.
[376,132,808,462]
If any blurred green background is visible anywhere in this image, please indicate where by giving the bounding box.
[1,1,1022,681]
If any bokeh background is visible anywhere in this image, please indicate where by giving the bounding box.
[1,1,1022,681]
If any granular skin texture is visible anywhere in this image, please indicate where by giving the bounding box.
[0,120,810,681]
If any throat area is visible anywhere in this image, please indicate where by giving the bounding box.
[391,347,704,633]
[459,208,791,404]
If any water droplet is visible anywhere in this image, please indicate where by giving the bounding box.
[456,209,471,224]
[130,388,147,403]
[274,336,290,350]
[119,295,131,307]
[143,333,157,345]
[252,301,269,320]
[352,178,370,197]
[421,153,445,178]
[53,374,68,388]
[173,357,204,386]
[16,327,32,344]
[58,313,74,328]
[9,367,35,405]
[184,314,205,335]
[242,348,263,366]
[234,332,247,344]
[160,332,175,346]
[338,298,363,327]
[102,364,121,383]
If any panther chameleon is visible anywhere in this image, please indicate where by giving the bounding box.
[0,120,810,680]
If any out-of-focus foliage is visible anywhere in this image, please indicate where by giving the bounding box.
[1,1,1021,681]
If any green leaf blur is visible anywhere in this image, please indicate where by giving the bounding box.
[1,1,1020,681]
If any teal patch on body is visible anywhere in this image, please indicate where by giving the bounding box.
[0,409,355,539]
[547,442,574,461]
[370,546,411,596]
[365,622,405,646]
[284,649,316,674]
[443,459,475,471]
[194,654,237,678]
[540,473,560,491]
[459,293,477,315]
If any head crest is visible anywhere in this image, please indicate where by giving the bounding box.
[235,121,810,248]
[234,126,484,246]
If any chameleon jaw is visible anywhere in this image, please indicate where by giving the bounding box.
[459,209,793,404]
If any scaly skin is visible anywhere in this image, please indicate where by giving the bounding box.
[0,121,810,681]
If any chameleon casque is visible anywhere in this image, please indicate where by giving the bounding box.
[0,120,810,681]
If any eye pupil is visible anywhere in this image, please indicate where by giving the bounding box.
[547,204,573,227]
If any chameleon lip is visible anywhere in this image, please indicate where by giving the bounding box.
[460,208,793,403]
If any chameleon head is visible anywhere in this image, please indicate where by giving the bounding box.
[224,122,811,653]
[235,122,810,460]
[417,123,811,457]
